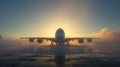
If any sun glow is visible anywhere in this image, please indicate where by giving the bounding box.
[38,14,78,37]
[18,0,92,38]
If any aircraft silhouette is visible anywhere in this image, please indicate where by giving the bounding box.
[20,28,99,64]
[20,28,99,45]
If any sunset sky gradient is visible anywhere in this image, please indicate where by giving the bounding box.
[0,0,120,39]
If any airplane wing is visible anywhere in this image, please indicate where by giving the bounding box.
[20,37,55,43]
[65,37,100,43]
[66,37,99,40]
[20,37,54,40]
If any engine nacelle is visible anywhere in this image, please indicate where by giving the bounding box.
[37,39,43,43]
[87,38,92,43]
[29,38,34,43]
[78,39,84,43]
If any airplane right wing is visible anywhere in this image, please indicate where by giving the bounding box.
[20,37,55,43]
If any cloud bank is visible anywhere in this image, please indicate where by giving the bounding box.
[90,28,120,42]
[89,28,120,54]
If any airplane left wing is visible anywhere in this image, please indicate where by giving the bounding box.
[65,37,100,43]
[66,37,100,40]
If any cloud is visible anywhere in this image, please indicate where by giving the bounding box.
[0,39,23,50]
[88,28,120,54]
[0,35,52,56]
[90,28,120,42]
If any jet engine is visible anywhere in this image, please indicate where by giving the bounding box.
[29,38,34,42]
[37,39,43,43]
[78,39,84,43]
[87,38,92,43]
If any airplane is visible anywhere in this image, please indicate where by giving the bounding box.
[20,28,99,45]
[20,28,99,63]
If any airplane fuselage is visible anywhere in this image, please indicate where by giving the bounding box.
[55,28,66,45]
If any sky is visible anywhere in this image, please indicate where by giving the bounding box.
[0,0,120,38]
